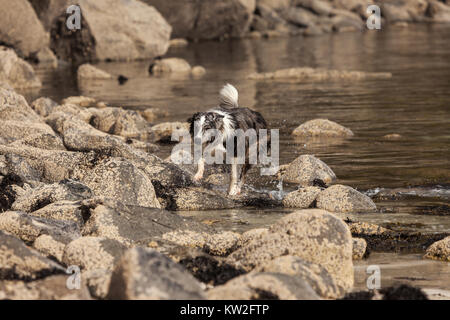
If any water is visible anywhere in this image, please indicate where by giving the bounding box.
[17,24,450,292]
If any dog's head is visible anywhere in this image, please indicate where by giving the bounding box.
[188,112,225,144]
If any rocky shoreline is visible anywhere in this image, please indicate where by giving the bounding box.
[1,83,449,300]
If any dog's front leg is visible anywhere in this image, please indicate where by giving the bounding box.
[228,158,241,196]
[193,157,205,182]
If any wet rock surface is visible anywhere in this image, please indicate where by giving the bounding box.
[292,119,354,138]
[316,184,377,213]
[280,154,336,185]
[107,247,205,300]
[424,236,450,262]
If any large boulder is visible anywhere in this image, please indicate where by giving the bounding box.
[207,272,319,300]
[0,0,49,57]
[316,184,377,213]
[0,230,65,281]
[0,211,80,243]
[424,236,450,262]
[282,186,322,208]
[0,87,42,121]
[143,0,254,40]
[280,154,337,185]
[0,47,42,89]
[82,205,211,247]
[253,256,341,299]
[107,247,206,300]
[49,0,171,62]
[227,209,354,295]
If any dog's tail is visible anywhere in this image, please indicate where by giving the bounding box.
[219,83,238,108]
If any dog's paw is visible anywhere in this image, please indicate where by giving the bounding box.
[228,185,241,196]
[193,174,203,182]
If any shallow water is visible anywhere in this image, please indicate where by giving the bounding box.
[18,24,450,292]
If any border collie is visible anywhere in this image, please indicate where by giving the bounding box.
[188,84,270,196]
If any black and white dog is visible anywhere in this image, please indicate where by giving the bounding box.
[188,84,270,196]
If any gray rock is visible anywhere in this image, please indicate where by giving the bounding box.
[170,187,238,210]
[352,238,367,260]
[62,236,127,272]
[0,48,41,89]
[143,0,253,40]
[0,87,42,121]
[12,180,92,213]
[77,64,112,81]
[0,275,91,300]
[316,184,377,213]
[424,236,450,262]
[50,0,171,62]
[0,120,59,146]
[30,200,90,228]
[0,230,65,280]
[280,154,337,185]
[282,186,321,208]
[248,67,392,81]
[82,204,211,247]
[254,256,341,299]
[0,0,49,57]
[207,272,319,300]
[292,119,354,138]
[227,209,354,295]
[107,247,206,299]
[0,211,80,243]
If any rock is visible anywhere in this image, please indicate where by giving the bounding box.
[61,96,97,108]
[330,10,364,32]
[293,0,333,16]
[383,133,402,140]
[12,180,92,213]
[82,204,210,247]
[227,209,354,295]
[77,64,112,81]
[241,228,268,246]
[316,184,377,213]
[0,47,42,89]
[169,38,189,48]
[0,87,42,121]
[82,269,112,299]
[33,234,67,262]
[50,0,171,62]
[73,157,161,209]
[352,238,367,260]
[139,108,169,123]
[207,272,319,300]
[0,275,91,300]
[170,187,238,210]
[30,200,90,228]
[0,211,80,243]
[293,119,354,138]
[107,247,206,299]
[143,0,253,40]
[257,0,291,12]
[88,107,150,139]
[31,97,58,118]
[280,155,337,185]
[150,58,192,74]
[427,1,450,22]
[0,120,61,148]
[0,0,49,57]
[204,231,242,256]
[381,3,413,23]
[35,47,58,68]
[151,121,190,142]
[254,256,341,299]
[285,7,318,27]
[348,222,392,236]
[63,236,127,272]
[191,66,207,78]
[248,67,392,81]
[424,236,450,262]
[0,230,65,280]
[282,186,321,208]
[162,230,209,249]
